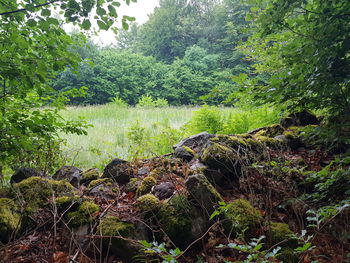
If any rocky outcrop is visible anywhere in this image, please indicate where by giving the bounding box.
[10,167,43,184]
[103,158,133,184]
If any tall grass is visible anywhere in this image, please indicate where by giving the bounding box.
[60,104,281,169]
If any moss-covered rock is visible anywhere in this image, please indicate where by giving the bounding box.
[253,124,285,138]
[136,176,157,196]
[66,201,99,228]
[10,167,43,184]
[97,215,138,262]
[88,178,114,189]
[55,195,80,212]
[223,199,262,238]
[81,168,100,185]
[270,222,298,248]
[158,194,193,248]
[136,194,160,213]
[201,143,241,176]
[12,176,74,212]
[0,198,21,243]
[103,158,132,185]
[255,135,284,149]
[277,248,299,263]
[185,174,223,216]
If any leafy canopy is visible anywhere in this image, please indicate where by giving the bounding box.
[239,0,350,118]
[0,0,136,172]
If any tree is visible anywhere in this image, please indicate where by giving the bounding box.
[239,0,350,118]
[0,0,136,173]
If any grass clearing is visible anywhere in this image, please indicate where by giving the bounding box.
[60,104,281,169]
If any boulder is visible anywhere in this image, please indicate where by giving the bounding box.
[80,168,100,186]
[87,178,119,199]
[103,158,133,185]
[280,110,319,128]
[152,182,175,200]
[0,198,21,243]
[185,174,223,216]
[173,132,214,153]
[10,167,43,184]
[249,124,285,138]
[174,146,194,161]
[53,166,82,188]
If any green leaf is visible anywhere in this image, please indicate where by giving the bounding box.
[27,19,37,27]
[41,9,51,16]
[82,19,91,30]
[97,20,109,30]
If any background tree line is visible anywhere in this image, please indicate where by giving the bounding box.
[52,0,252,106]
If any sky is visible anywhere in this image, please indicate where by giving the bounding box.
[94,0,160,46]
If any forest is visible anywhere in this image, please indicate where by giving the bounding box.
[0,0,349,262]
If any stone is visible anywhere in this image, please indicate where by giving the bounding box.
[10,167,43,184]
[185,174,223,216]
[0,198,21,243]
[80,168,100,186]
[173,132,214,152]
[174,146,194,161]
[152,182,175,200]
[137,167,150,176]
[103,158,132,185]
[53,166,82,188]
[280,110,319,128]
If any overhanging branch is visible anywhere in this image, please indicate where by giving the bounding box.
[0,0,60,16]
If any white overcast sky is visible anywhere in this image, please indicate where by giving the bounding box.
[94,0,160,46]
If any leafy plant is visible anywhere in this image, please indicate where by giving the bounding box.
[139,240,181,263]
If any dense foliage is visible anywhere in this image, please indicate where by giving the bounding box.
[239,0,350,119]
[0,0,136,174]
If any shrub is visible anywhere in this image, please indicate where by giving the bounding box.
[136,95,169,108]
[186,105,223,134]
[111,96,128,107]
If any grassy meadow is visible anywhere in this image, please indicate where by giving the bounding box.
[60,104,280,169]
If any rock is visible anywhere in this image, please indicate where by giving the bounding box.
[152,182,175,200]
[10,167,43,184]
[65,201,99,229]
[136,176,157,196]
[0,198,21,243]
[97,215,141,262]
[103,158,132,185]
[53,166,82,188]
[201,143,241,180]
[13,176,74,211]
[269,222,298,248]
[174,146,194,161]
[189,160,206,171]
[185,174,223,216]
[280,110,319,128]
[275,134,304,151]
[173,132,214,152]
[137,167,149,176]
[249,124,285,137]
[136,194,161,213]
[222,199,263,238]
[80,168,100,186]
[87,179,119,199]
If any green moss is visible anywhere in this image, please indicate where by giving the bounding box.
[255,124,285,137]
[201,143,236,172]
[88,178,113,189]
[55,195,80,212]
[283,131,297,139]
[277,248,299,263]
[182,145,196,155]
[149,168,164,179]
[136,176,157,196]
[223,199,263,238]
[212,135,248,148]
[270,222,298,248]
[97,215,134,237]
[255,135,284,149]
[81,168,100,183]
[126,177,139,192]
[66,201,99,228]
[0,198,21,243]
[13,176,74,211]
[136,194,160,212]
[158,194,193,248]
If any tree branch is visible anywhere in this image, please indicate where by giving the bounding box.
[0,0,60,16]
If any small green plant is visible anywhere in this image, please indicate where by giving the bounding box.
[139,240,181,263]
[217,236,281,263]
[185,105,223,134]
[127,120,151,159]
[112,96,128,107]
[136,95,169,108]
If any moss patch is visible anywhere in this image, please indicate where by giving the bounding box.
[136,176,157,196]
[66,201,99,228]
[0,198,21,243]
[223,199,262,238]
[81,168,100,184]
[136,194,160,212]
[12,176,74,212]
[270,222,298,248]
[88,178,114,189]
